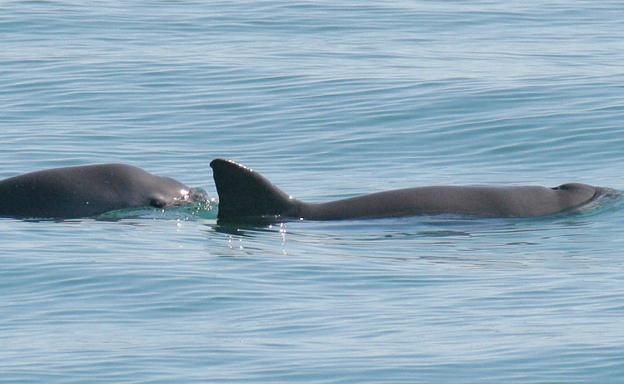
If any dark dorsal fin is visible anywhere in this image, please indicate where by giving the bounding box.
[210,159,297,221]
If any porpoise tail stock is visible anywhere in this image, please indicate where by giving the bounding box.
[210,159,609,223]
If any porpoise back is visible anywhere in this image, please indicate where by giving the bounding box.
[210,159,604,222]
[0,164,193,219]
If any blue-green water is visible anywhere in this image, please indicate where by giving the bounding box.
[2,1,624,382]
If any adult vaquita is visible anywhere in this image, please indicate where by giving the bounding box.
[210,159,614,222]
[0,163,207,219]
[0,160,614,220]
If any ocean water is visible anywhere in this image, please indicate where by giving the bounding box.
[2,0,624,382]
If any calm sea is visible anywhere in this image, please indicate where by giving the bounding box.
[2,1,624,382]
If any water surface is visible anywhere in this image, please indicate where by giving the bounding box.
[2,1,624,382]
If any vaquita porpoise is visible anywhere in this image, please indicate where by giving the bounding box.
[0,160,611,220]
[0,164,204,219]
[210,159,609,222]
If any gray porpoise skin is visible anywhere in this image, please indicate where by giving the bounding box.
[210,159,607,222]
[0,161,607,221]
[0,164,194,219]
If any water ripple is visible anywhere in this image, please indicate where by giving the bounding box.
[2,0,624,383]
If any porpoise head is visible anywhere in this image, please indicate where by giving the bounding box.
[551,183,603,210]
